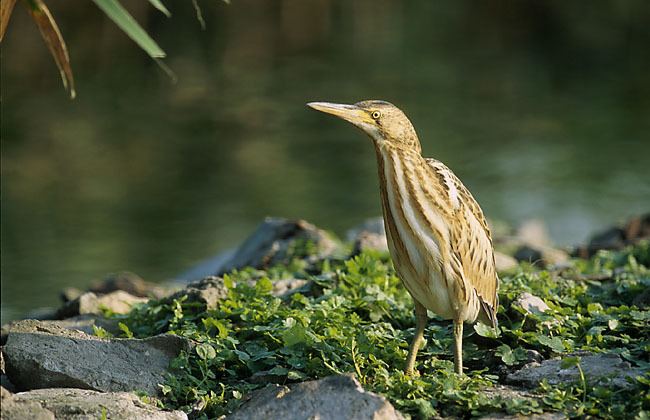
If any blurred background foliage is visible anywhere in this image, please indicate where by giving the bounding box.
[1,0,649,320]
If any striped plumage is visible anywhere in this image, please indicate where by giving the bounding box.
[308,100,499,374]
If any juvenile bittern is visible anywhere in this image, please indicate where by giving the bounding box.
[308,100,499,375]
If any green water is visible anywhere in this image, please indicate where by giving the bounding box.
[2,1,649,321]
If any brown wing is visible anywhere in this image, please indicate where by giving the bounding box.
[425,159,499,327]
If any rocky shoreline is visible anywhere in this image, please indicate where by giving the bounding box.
[1,214,648,419]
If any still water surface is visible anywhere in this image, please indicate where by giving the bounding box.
[2,1,649,321]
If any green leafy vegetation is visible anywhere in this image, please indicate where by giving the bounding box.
[115,242,650,419]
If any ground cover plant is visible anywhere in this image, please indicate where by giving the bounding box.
[108,241,650,419]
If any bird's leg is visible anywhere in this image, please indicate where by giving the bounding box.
[453,319,463,374]
[405,300,427,375]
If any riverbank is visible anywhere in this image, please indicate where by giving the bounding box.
[2,215,649,419]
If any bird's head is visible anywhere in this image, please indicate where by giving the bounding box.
[307,100,420,150]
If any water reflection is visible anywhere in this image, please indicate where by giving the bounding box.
[1,0,649,320]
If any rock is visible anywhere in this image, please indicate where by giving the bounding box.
[1,386,56,420]
[59,287,83,303]
[6,388,187,420]
[352,232,389,255]
[347,217,389,255]
[494,251,518,272]
[346,217,386,241]
[480,384,539,401]
[88,271,171,299]
[524,349,544,364]
[271,278,310,297]
[514,246,543,265]
[479,411,565,420]
[573,213,650,258]
[2,315,119,346]
[514,293,550,315]
[164,276,228,311]
[47,314,122,336]
[506,352,644,389]
[57,291,148,319]
[513,244,568,268]
[4,320,190,395]
[215,217,340,276]
[1,347,16,392]
[517,220,552,249]
[227,374,404,420]
[174,249,237,283]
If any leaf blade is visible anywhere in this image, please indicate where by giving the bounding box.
[26,0,76,98]
[147,0,170,18]
[0,0,17,41]
[91,0,166,58]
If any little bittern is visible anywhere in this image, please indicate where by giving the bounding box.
[308,100,499,375]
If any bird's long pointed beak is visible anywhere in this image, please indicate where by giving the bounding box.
[307,101,373,126]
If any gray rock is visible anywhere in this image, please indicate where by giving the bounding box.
[352,232,389,255]
[165,276,228,311]
[513,246,544,266]
[506,352,644,389]
[216,217,340,275]
[271,278,310,297]
[8,388,187,420]
[44,314,122,336]
[480,384,539,401]
[1,348,16,392]
[4,320,189,395]
[524,349,544,364]
[494,251,518,272]
[88,271,172,299]
[480,412,565,420]
[227,374,404,420]
[60,287,84,303]
[517,220,552,250]
[57,291,149,319]
[573,214,650,258]
[347,217,389,255]
[2,315,120,346]
[1,386,55,420]
[174,249,237,283]
[515,293,550,315]
[346,217,386,241]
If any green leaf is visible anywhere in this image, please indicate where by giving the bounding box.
[255,277,273,294]
[92,325,110,338]
[496,344,516,366]
[196,343,216,360]
[118,322,133,338]
[282,320,309,347]
[608,319,619,330]
[233,349,250,362]
[474,323,498,338]
[537,335,564,353]
[287,370,306,380]
[91,0,165,58]
[147,0,170,17]
[202,317,228,338]
[268,366,289,376]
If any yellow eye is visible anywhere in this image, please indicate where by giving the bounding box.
[371,111,381,120]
